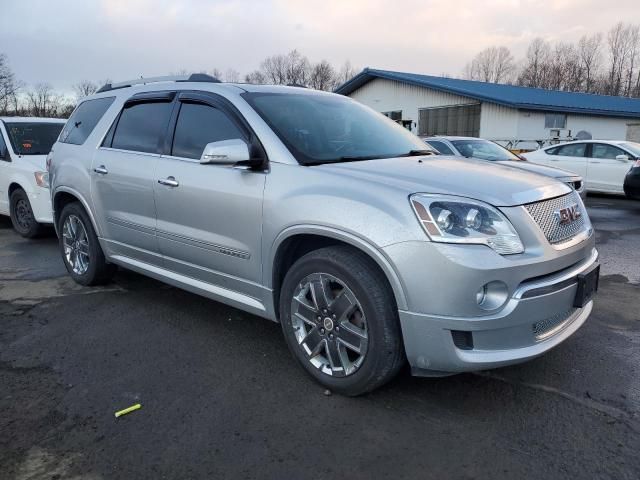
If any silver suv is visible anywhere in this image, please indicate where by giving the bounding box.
[49,75,599,395]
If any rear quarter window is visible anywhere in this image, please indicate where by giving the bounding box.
[59,96,115,145]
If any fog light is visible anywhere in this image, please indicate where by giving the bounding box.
[475,281,509,310]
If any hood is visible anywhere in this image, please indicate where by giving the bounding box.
[495,160,580,180]
[317,156,571,207]
[17,154,47,171]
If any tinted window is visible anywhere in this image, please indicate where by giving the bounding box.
[112,101,173,154]
[451,139,521,161]
[620,142,640,158]
[60,97,115,145]
[0,130,8,160]
[172,103,246,159]
[591,143,625,159]
[243,92,427,165]
[4,122,64,155]
[427,140,454,155]
[419,104,481,137]
[556,143,586,157]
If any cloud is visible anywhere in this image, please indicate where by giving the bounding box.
[0,0,638,91]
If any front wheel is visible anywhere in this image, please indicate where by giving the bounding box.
[279,246,405,396]
[58,202,116,286]
[9,189,45,238]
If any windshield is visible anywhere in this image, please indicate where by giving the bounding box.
[4,122,64,156]
[451,139,522,162]
[242,92,427,165]
[620,142,640,158]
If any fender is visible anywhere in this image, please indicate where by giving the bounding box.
[52,185,101,236]
[267,224,408,311]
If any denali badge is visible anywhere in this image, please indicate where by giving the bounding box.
[554,204,581,225]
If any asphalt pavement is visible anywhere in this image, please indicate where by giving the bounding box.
[1,195,639,480]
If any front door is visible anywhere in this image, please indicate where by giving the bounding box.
[588,143,634,193]
[91,95,175,264]
[153,93,266,297]
[546,142,589,181]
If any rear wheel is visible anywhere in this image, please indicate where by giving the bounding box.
[279,246,405,396]
[9,189,45,238]
[58,202,116,285]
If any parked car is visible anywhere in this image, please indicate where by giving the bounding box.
[0,117,65,237]
[623,159,640,199]
[522,140,640,197]
[48,75,599,395]
[423,136,586,199]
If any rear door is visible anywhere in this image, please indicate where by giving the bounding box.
[545,143,588,180]
[153,91,266,297]
[91,92,175,265]
[588,143,634,193]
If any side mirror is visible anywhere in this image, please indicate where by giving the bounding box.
[200,139,250,165]
[616,154,630,161]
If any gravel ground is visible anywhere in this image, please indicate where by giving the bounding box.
[0,195,639,480]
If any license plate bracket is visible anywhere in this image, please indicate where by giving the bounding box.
[573,263,600,308]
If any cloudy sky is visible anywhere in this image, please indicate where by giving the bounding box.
[1,0,638,91]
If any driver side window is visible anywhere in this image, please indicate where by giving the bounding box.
[171,102,247,160]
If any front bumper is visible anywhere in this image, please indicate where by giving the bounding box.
[624,168,640,199]
[383,228,597,375]
[29,187,53,224]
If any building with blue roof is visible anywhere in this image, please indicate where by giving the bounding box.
[335,68,640,147]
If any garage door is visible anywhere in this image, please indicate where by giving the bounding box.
[418,104,481,137]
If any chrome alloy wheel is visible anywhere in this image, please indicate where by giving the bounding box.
[62,214,90,275]
[290,273,369,377]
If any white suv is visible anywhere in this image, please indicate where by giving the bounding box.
[0,117,65,237]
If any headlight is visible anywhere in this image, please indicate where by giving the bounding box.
[34,171,50,188]
[410,194,524,255]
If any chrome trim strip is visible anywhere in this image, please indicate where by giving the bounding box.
[514,248,599,300]
[534,308,583,341]
[156,229,251,259]
[106,216,155,235]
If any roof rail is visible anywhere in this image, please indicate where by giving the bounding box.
[96,73,221,93]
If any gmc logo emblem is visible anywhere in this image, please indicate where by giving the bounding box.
[554,204,581,225]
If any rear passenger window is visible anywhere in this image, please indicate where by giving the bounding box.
[555,143,586,157]
[59,97,115,145]
[112,102,173,154]
[171,103,246,159]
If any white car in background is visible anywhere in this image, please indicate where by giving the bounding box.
[0,117,66,237]
[522,140,640,197]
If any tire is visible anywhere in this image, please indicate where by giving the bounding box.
[279,246,405,396]
[9,189,45,238]
[58,202,116,286]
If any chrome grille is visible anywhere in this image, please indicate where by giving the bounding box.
[525,192,588,245]
[533,308,579,340]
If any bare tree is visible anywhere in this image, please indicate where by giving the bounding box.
[517,38,552,88]
[578,34,602,93]
[464,46,515,83]
[0,53,20,115]
[309,60,336,91]
[260,53,288,84]
[73,80,98,100]
[336,60,359,86]
[244,70,266,84]
[25,83,71,117]
[224,68,240,83]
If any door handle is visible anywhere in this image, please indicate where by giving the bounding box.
[158,176,179,187]
[93,165,108,174]
[591,161,601,164]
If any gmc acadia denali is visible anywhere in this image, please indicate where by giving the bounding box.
[48,74,599,395]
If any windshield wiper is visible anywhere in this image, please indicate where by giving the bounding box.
[398,149,436,157]
[336,155,387,162]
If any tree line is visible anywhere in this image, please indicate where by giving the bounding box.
[0,50,358,118]
[463,22,640,97]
